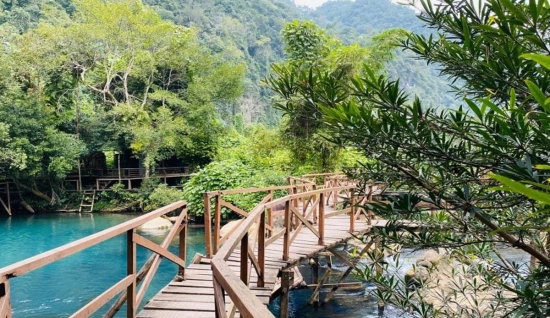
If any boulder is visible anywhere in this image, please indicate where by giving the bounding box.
[420,249,442,267]
[404,265,430,287]
[139,217,172,231]
[220,220,257,238]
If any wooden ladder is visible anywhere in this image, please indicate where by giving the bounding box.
[79,190,96,213]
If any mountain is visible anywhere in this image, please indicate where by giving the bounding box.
[304,0,460,109]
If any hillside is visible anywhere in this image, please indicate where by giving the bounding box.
[0,0,459,121]
[305,0,460,109]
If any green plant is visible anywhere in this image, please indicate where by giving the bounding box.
[144,183,185,210]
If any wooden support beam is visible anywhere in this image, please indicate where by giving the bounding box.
[307,269,331,306]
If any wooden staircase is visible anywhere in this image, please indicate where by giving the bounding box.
[79,190,96,213]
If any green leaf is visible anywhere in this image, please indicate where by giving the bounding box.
[489,173,550,205]
[521,53,550,70]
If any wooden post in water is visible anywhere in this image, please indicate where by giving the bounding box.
[310,257,319,305]
[204,193,212,257]
[280,270,294,318]
[375,236,384,315]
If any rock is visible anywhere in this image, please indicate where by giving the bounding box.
[417,260,433,268]
[168,216,179,223]
[405,265,430,287]
[139,217,172,231]
[220,220,257,238]
[421,249,442,266]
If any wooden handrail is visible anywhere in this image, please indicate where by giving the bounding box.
[0,201,189,318]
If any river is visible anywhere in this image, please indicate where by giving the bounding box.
[0,212,205,317]
[1,213,529,317]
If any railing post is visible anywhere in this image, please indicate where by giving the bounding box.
[350,190,355,232]
[367,184,374,226]
[179,213,187,278]
[240,232,249,286]
[127,229,136,318]
[0,280,12,318]
[258,210,265,288]
[283,201,291,261]
[318,192,325,245]
[214,195,221,254]
[313,185,318,225]
[204,193,213,257]
[268,190,273,236]
[213,276,227,318]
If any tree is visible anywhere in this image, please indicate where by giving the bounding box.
[266,20,406,171]
[269,0,550,316]
[0,0,244,206]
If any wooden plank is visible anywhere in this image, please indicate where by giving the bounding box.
[138,309,217,318]
[163,286,218,295]
[169,280,213,287]
[145,300,230,311]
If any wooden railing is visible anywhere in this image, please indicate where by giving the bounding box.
[203,181,317,258]
[0,201,189,318]
[207,179,360,318]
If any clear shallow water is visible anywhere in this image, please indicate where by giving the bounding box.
[0,213,205,317]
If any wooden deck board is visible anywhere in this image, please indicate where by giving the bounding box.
[139,203,375,317]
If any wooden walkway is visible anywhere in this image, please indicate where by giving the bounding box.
[0,174,385,318]
[138,181,383,318]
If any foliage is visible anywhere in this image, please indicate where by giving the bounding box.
[271,0,550,316]
[0,0,244,206]
[182,157,287,218]
[266,20,405,171]
[182,159,254,217]
[144,183,185,210]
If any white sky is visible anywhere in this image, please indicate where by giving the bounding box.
[293,0,331,8]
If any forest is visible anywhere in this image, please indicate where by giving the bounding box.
[0,0,424,213]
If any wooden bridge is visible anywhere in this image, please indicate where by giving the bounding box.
[0,174,385,318]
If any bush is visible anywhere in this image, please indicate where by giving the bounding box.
[182,159,254,217]
[182,159,288,219]
[144,183,185,211]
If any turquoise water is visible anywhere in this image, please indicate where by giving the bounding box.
[0,213,205,317]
